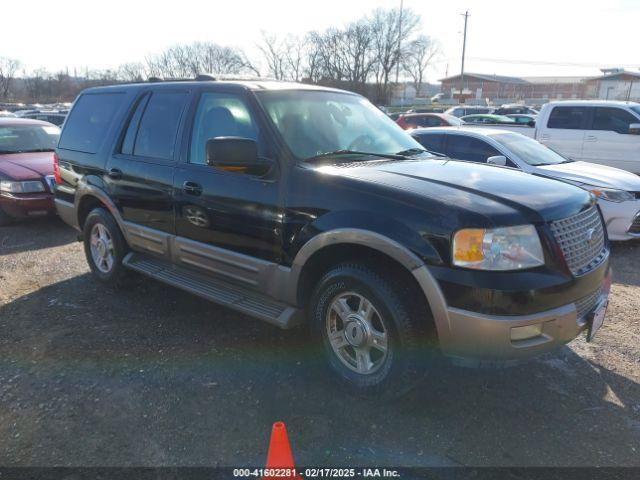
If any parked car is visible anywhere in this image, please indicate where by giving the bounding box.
[506,114,536,126]
[396,113,463,129]
[460,114,516,125]
[411,126,640,241]
[534,100,640,174]
[444,105,494,117]
[0,118,59,225]
[55,80,610,394]
[493,104,539,115]
[20,111,67,126]
[0,110,16,118]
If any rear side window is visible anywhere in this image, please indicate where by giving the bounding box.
[133,91,188,160]
[446,135,500,163]
[591,107,638,134]
[547,106,587,130]
[414,133,445,153]
[59,93,125,153]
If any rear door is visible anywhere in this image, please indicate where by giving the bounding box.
[582,107,640,173]
[105,88,190,258]
[538,105,588,160]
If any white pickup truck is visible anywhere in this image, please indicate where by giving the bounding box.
[466,100,640,174]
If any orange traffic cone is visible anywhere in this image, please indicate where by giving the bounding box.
[262,422,303,479]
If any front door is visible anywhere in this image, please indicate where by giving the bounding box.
[173,89,283,289]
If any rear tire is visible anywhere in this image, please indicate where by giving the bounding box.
[83,208,129,286]
[309,262,434,397]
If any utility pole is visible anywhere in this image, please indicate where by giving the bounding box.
[394,0,404,84]
[459,10,469,104]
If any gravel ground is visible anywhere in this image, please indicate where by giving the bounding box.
[0,218,639,467]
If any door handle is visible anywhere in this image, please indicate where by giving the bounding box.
[107,168,122,180]
[585,135,597,142]
[183,181,202,196]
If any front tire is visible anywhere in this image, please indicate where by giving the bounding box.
[83,208,129,286]
[0,207,15,226]
[309,262,432,396]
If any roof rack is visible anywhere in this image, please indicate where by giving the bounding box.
[147,73,275,83]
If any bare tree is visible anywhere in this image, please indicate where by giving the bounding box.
[0,57,20,100]
[257,32,287,80]
[402,35,440,97]
[369,7,420,103]
[117,62,148,82]
[146,42,257,79]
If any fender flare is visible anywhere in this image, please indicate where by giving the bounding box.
[285,228,452,339]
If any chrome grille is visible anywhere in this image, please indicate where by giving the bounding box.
[629,212,640,235]
[550,206,607,276]
[575,288,602,319]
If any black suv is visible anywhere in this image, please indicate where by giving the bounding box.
[54,80,611,394]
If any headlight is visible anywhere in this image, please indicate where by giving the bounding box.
[453,225,544,270]
[0,180,46,193]
[580,186,634,203]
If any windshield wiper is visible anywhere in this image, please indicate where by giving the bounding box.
[396,147,446,158]
[304,149,407,163]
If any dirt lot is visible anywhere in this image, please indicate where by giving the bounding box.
[0,218,639,467]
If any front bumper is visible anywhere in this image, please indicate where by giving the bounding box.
[598,198,640,241]
[412,254,611,366]
[0,192,55,218]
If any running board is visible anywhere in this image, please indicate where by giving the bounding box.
[123,252,302,329]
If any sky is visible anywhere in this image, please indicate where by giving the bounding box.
[2,0,639,82]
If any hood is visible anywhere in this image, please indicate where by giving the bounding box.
[535,161,640,191]
[0,151,54,180]
[314,157,592,225]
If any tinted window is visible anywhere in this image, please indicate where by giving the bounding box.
[446,135,500,163]
[422,116,442,127]
[190,92,261,165]
[59,92,125,153]
[591,107,638,134]
[121,93,150,155]
[547,106,587,130]
[413,133,445,153]
[133,91,188,160]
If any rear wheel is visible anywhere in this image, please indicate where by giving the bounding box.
[83,208,129,285]
[309,262,433,396]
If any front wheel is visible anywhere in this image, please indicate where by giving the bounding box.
[0,207,15,226]
[309,262,432,396]
[83,207,129,286]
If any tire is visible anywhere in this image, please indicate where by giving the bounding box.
[309,262,434,397]
[0,207,15,226]
[82,207,129,286]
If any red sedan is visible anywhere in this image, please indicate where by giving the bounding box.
[0,118,60,225]
[396,112,463,130]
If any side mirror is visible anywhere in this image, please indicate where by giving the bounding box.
[206,137,271,175]
[487,155,507,166]
[629,123,640,135]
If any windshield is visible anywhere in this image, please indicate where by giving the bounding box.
[493,132,569,166]
[0,124,60,154]
[256,90,423,160]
